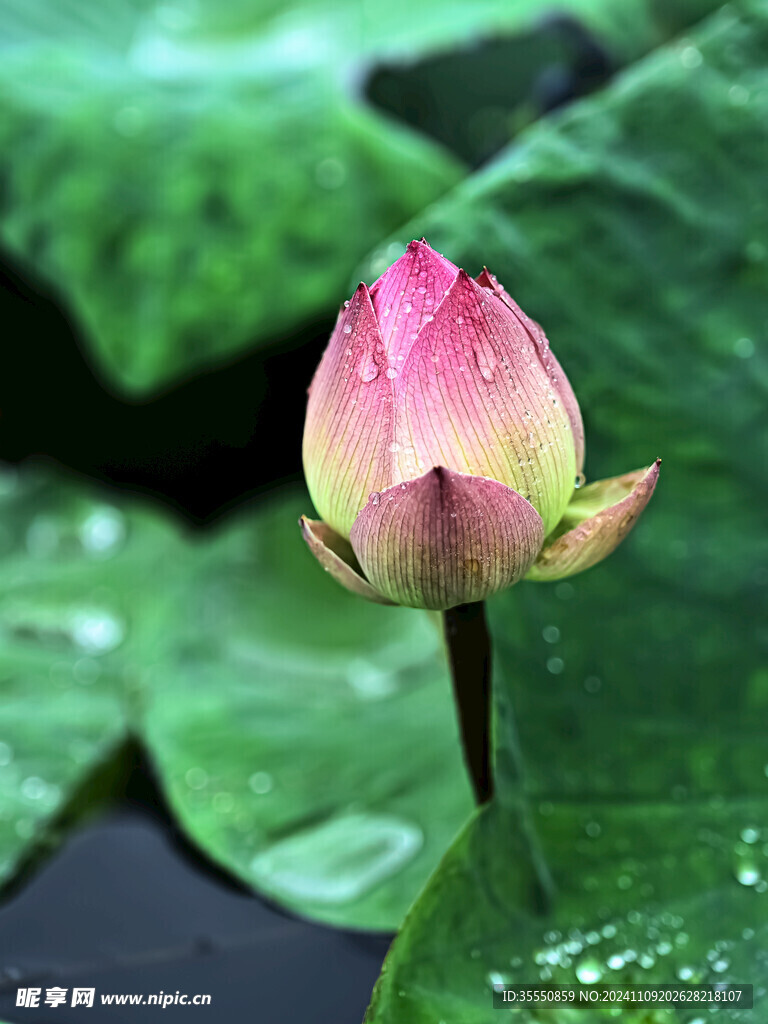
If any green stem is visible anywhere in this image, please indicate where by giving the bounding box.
[442,601,494,805]
[443,600,555,914]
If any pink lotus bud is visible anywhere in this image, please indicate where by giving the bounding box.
[301,241,659,610]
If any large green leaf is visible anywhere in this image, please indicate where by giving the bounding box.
[140,487,472,929]
[0,0,459,394]
[364,0,768,1018]
[0,467,178,884]
[0,464,471,927]
[0,0,721,394]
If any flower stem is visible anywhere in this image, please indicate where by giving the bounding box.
[442,600,555,915]
[442,601,494,805]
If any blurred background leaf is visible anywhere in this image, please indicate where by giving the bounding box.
[0,467,177,886]
[363,0,768,1017]
[0,464,471,928]
[0,0,722,395]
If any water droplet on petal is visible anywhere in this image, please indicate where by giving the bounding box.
[574,472,586,489]
[343,324,352,334]
[472,345,496,381]
[386,367,398,379]
[360,359,379,383]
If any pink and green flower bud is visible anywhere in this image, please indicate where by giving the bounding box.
[301,240,659,610]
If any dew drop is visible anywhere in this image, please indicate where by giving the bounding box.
[343,324,352,334]
[347,659,398,700]
[21,776,48,801]
[385,367,398,379]
[185,767,208,790]
[72,610,125,654]
[79,507,126,556]
[574,472,586,489]
[735,860,761,886]
[249,813,422,904]
[360,360,379,383]
[680,45,703,68]
[249,771,274,795]
[388,442,400,453]
[575,958,602,984]
[473,346,496,381]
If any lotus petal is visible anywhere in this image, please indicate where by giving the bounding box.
[526,460,661,582]
[350,467,544,610]
[302,283,395,537]
[394,270,577,534]
[299,516,394,604]
[369,239,458,364]
[476,267,584,473]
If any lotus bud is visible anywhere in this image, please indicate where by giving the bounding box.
[301,240,659,610]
